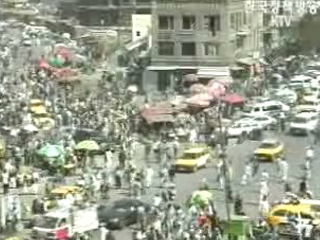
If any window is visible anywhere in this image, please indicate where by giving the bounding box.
[136,31,141,37]
[230,13,235,29]
[236,37,244,48]
[182,16,196,30]
[158,16,174,30]
[204,43,219,56]
[262,105,281,111]
[254,107,260,112]
[204,16,220,36]
[158,42,174,56]
[158,72,171,91]
[273,210,287,217]
[243,12,247,25]
[182,42,196,56]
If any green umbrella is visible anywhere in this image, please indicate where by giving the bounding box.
[190,190,213,208]
[37,144,64,158]
[48,57,63,68]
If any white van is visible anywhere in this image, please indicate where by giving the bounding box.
[289,112,318,135]
[242,101,290,117]
[289,75,313,89]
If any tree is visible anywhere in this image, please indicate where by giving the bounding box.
[295,12,320,52]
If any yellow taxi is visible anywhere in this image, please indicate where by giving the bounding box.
[45,186,84,209]
[32,108,55,130]
[174,146,210,172]
[267,200,320,227]
[254,139,284,161]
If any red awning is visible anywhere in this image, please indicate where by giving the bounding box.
[222,94,244,104]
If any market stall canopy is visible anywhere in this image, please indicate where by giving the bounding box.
[190,83,207,94]
[140,102,179,124]
[221,94,244,105]
[75,140,100,151]
[37,144,64,158]
[207,80,226,98]
[185,94,211,108]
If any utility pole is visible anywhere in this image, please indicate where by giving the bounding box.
[217,98,231,223]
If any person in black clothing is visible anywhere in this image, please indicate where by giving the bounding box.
[234,194,245,215]
[106,230,116,240]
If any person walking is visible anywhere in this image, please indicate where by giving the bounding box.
[145,165,154,189]
[279,158,289,182]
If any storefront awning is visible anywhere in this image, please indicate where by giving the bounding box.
[236,57,256,65]
[197,67,231,78]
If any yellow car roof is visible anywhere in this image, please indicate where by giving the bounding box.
[271,204,311,213]
[30,99,44,105]
[184,147,207,154]
[33,108,47,114]
[51,186,81,194]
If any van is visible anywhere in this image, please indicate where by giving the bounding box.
[242,101,289,117]
[289,75,313,89]
[289,112,318,135]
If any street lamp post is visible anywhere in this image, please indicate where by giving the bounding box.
[217,98,232,223]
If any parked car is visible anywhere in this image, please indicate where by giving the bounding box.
[227,119,262,138]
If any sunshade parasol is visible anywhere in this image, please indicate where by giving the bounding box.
[190,190,213,208]
[75,140,100,151]
[23,124,38,132]
[48,57,64,68]
[37,144,64,158]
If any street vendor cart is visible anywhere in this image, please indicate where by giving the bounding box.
[222,215,253,240]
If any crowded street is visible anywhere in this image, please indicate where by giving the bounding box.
[2,0,320,240]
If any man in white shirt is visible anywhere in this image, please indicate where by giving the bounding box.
[306,146,314,161]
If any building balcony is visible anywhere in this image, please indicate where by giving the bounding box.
[151,55,230,67]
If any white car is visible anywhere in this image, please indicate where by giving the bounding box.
[289,75,313,89]
[274,88,297,105]
[289,112,319,135]
[227,120,262,138]
[251,116,277,129]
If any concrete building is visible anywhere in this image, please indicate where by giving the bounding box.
[76,0,154,27]
[144,0,262,92]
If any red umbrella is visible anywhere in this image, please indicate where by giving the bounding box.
[207,81,226,98]
[55,46,72,61]
[190,84,207,94]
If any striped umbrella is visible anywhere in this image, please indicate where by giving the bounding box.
[75,140,100,151]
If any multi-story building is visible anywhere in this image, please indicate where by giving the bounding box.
[76,0,154,27]
[144,0,262,91]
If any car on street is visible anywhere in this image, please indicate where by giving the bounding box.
[242,101,290,118]
[254,139,284,161]
[251,115,277,129]
[227,119,262,138]
[97,199,154,230]
[174,145,210,172]
[289,112,318,135]
[267,199,320,228]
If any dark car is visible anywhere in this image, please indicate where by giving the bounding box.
[56,127,111,152]
[97,199,154,230]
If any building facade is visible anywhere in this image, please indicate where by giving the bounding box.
[77,0,154,27]
[144,0,262,92]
